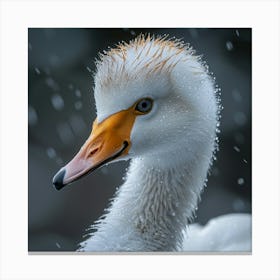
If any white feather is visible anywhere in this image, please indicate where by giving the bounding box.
[78,35,251,252]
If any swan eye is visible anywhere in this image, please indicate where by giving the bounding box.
[135,98,153,114]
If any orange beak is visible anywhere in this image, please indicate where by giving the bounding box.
[52,108,137,190]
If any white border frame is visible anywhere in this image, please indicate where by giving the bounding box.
[1,0,279,279]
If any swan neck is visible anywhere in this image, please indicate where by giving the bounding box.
[118,156,205,251]
[81,150,211,251]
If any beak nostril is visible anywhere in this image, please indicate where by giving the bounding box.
[88,147,99,157]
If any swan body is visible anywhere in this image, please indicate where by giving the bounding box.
[183,213,251,252]
[53,35,251,252]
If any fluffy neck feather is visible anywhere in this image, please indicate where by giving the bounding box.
[79,140,213,252]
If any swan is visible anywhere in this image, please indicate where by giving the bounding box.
[52,34,251,252]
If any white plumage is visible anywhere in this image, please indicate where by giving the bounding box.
[53,34,251,252]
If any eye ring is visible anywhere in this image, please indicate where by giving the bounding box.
[135,98,153,114]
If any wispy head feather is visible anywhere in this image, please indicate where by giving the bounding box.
[94,34,197,89]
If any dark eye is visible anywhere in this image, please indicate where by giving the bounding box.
[135,98,153,114]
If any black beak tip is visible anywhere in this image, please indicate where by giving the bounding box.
[52,168,66,190]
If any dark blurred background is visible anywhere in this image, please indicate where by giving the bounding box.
[28,28,251,251]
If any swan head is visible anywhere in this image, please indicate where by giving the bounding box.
[53,35,218,190]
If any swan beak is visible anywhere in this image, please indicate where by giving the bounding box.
[52,109,136,190]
